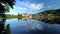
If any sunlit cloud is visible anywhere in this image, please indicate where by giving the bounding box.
[17,7,28,11]
[29,3,44,10]
[21,2,44,10]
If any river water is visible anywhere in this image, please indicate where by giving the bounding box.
[4,18,60,34]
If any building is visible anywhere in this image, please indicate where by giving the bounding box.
[22,13,28,20]
[22,13,32,20]
[28,14,32,19]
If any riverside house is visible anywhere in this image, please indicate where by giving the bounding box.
[28,14,32,20]
[22,13,28,20]
[22,13,32,20]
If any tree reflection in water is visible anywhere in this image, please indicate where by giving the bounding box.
[0,14,10,34]
[38,18,60,24]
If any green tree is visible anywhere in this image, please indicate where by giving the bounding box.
[0,0,16,13]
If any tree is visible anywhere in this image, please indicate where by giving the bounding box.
[0,0,16,13]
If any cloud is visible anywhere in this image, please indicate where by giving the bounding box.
[17,7,28,11]
[14,5,28,11]
[29,3,44,10]
[5,12,18,15]
[21,2,44,10]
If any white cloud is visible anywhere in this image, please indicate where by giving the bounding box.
[29,3,44,10]
[14,5,28,11]
[21,2,44,10]
[17,7,28,11]
[5,12,18,15]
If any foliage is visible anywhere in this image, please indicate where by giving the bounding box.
[32,14,40,20]
[0,0,16,13]
[6,14,17,19]
[17,13,22,19]
[37,9,60,16]
[5,14,22,19]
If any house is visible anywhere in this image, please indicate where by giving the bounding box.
[22,13,33,20]
[22,13,28,20]
[28,14,32,19]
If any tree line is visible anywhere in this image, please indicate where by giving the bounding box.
[38,9,60,16]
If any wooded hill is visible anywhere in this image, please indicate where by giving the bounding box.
[38,9,60,16]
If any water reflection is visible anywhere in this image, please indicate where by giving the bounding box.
[0,15,10,34]
[0,15,60,34]
[5,18,44,34]
[38,18,60,24]
[17,17,32,21]
[5,18,60,34]
[5,24,10,34]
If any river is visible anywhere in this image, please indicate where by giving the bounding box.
[3,18,60,34]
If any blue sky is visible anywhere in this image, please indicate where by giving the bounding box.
[6,0,60,15]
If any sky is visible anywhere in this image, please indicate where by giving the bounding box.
[6,0,60,15]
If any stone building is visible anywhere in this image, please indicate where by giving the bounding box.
[28,14,32,19]
[22,13,28,20]
[22,13,32,20]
